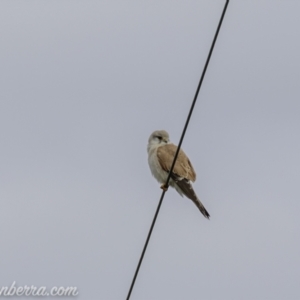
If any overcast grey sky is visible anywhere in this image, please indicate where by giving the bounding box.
[1,1,300,299]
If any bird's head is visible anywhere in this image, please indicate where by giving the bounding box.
[147,130,170,152]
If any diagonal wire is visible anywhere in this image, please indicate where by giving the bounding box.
[126,1,229,299]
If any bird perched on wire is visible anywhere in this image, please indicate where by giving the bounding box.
[147,130,210,219]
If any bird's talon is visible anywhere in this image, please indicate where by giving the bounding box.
[160,184,168,191]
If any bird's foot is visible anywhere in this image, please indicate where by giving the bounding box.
[160,184,168,191]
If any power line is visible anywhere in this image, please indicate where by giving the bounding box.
[126,1,230,299]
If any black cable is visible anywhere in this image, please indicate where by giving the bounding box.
[126,1,229,299]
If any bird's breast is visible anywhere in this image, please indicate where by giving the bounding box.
[148,146,168,183]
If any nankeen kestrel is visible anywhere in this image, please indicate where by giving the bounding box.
[147,130,210,219]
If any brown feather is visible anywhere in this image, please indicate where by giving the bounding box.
[157,144,196,182]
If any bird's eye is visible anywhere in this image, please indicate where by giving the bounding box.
[155,136,162,140]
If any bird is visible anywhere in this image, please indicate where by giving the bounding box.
[147,130,210,219]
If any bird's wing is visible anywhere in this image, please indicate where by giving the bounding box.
[156,143,196,182]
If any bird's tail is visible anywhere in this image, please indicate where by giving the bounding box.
[171,175,210,219]
[193,198,210,219]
